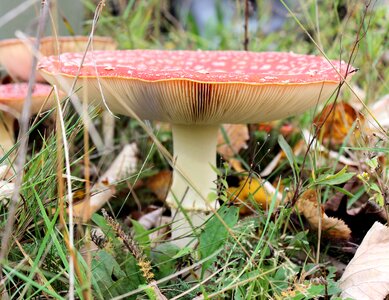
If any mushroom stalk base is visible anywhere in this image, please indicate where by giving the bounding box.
[0,113,15,157]
[166,124,220,246]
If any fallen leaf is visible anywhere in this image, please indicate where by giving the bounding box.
[217,124,249,160]
[137,207,165,230]
[73,143,138,221]
[146,170,172,202]
[296,189,351,240]
[227,177,276,214]
[369,93,389,128]
[0,180,13,197]
[314,102,366,148]
[340,222,389,300]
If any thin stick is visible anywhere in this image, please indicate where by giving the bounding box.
[243,0,249,51]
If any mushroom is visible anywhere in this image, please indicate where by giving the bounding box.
[0,83,55,156]
[0,35,117,151]
[38,50,354,246]
[0,35,116,82]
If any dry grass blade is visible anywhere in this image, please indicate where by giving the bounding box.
[53,85,76,299]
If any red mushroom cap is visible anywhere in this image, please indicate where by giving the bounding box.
[0,36,116,82]
[0,83,55,113]
[39,50,351,83]
[38,50,354,124]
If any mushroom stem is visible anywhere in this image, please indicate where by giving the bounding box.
[167,124,220,246]
[102,110,115,152]
[0,113,15,157]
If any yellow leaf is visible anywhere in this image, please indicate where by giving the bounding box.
[228,177,275,214]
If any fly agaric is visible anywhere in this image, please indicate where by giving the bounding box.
[38,50,354,246]
[0,83,55,156]
[0,36,116,82]
[0,35,117,151]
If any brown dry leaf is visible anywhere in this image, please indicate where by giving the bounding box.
[146,170,172,202]
[217,124,249,160]
[340,222,389,300]
[228,177,276,214]
[296,189,351,240]
[314,102,366,148]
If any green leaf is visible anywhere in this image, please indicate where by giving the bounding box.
[199,206,239,276]
[172,246,193,259]
[92,213,117,240]
[366,156,379,170]
[91,250,128,298]
[314,166,355,186]
[92,250,144,299]
[278,135,299,185]
[152,243,180,280]
[131,219,151,257]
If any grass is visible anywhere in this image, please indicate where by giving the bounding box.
[1,0,389,299]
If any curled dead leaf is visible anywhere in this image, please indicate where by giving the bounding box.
[146,170,172,202]
[296,189,351,240]
[314,102,367,148]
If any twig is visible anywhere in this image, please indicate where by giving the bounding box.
[285,0,371,207]
[243,0,249,51]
